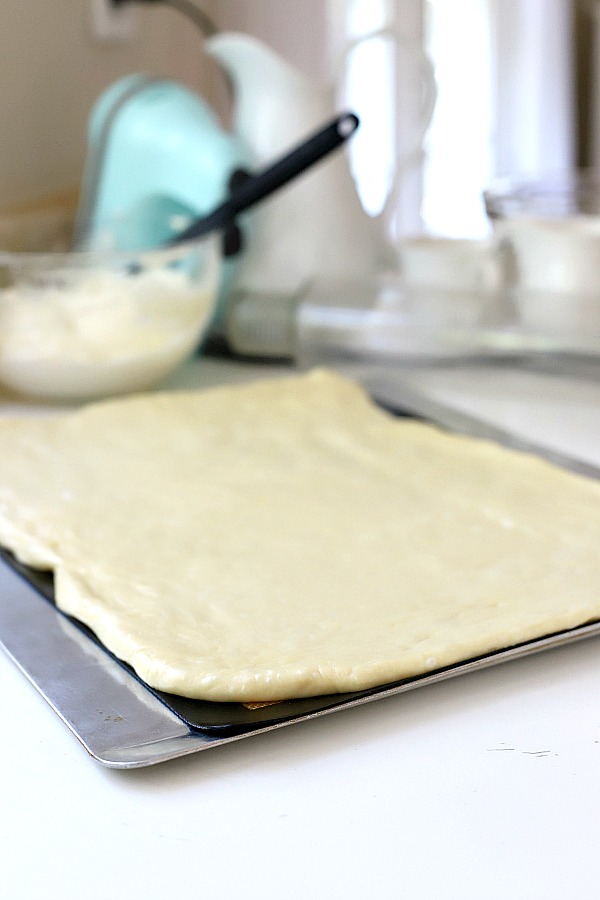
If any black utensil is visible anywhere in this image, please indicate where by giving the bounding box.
[172,111,359,248]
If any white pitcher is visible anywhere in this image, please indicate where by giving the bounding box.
[205,30,436,297]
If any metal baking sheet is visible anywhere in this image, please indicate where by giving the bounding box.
[1,379,599,767]
[0,547,392,735]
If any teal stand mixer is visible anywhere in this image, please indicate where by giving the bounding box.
[74,0,373,348]
[75,73,253,331]
[75,68,360,346]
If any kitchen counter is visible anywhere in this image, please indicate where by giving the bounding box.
[1,356,600,900]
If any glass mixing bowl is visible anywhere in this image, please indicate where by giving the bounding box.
[483,171,600,341]
[0,205,220,401]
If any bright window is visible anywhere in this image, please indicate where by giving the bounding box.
[421,0,494,237]
[328,0,573,241]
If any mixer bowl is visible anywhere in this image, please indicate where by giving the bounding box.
[0,204,220,401]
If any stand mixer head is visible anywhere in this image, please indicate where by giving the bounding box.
[75,74,253,323]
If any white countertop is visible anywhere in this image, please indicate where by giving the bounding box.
[1,357,600,900]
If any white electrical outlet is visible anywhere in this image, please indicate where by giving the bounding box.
[90,0,139,43]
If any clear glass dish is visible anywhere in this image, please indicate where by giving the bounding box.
[482,170,600,356]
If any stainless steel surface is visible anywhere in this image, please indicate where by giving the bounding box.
[1,379,599,767]
[365,372,600,480]
[0,563,205,766]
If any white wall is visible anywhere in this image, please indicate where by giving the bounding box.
[0,1,219,207]
[212,0,329,77]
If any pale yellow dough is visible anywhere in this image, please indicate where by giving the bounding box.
[1,369,600,702]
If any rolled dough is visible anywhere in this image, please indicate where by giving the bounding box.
[0,369,599,701]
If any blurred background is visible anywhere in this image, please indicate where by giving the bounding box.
[0,0,592,238]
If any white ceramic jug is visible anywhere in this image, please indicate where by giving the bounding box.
[205,30,436,296]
